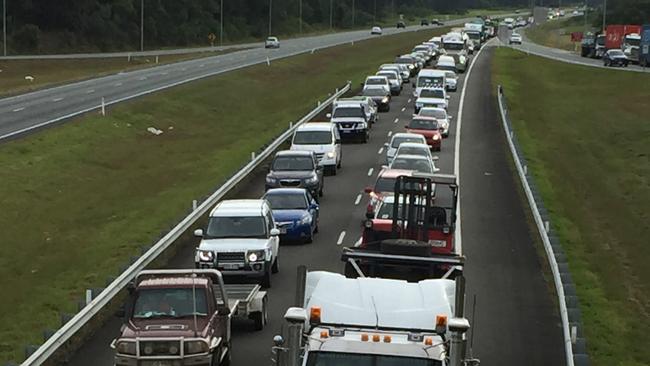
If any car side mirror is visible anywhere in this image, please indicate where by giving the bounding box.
[310,203,319,210]
[448,115,453,119]
[381,165,388,169]
[383,142,389,147]
[270,228,280,237]
[432,156,440,161]
[364,186,373,194]
[326,113,332,119]
[194,229,204,237]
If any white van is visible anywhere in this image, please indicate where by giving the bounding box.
[291,122,342,175]
[413,69,446,98]
[436,55,457,72]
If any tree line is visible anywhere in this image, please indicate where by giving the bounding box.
[4,0,533,54]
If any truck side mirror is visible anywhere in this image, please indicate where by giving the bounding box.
[326,113,332,119]
[270,228,280,237]
[194,229,204,237]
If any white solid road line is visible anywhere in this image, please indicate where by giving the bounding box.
[452,38,493,256]
[394,118,399,123]
[12,107,25,112]
[378,147,384,155]
[52,97,64,102]
[354,194,362,205]
[367,168,374,177]
[337,231,346,245]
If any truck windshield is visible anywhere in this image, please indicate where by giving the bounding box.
[333,107,365,118]
[293,131,332,145]
[443,42,464,50]
[133,288,208,319]
[272,156,314,171]
[264,193,308,210]
[626,39,641,47]
[467,32,481,40]
[377,202,426,219]
[206,216,267,238]
[306,352,440,366]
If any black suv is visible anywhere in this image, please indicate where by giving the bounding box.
[265,150,324,197]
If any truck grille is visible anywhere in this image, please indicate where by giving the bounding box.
[314,153,325,162]
[139,340,181,356]
[280,180,301,187]
[217,252,245,262]
[341,122,356,129]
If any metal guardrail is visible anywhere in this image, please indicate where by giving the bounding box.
[497,85,589,366]
[21,82,351,366]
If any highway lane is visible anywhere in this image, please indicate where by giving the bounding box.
[64,40,564,366]
[0,14,526,142]
[501,26,650,73]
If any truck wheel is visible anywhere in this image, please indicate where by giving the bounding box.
[272,257,279,273]
[261,268,272,288]
[251,298,268,331]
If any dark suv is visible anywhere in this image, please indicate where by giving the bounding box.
[265,150,324,197]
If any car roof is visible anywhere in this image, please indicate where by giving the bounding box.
[417,69,446,77]
[392,154,430,161]
[378,168,415,178]
[419,107,447,114]
[391,132,426,140]
[298,122,334,131]
[264,188,308,196]
[397,142,429,149]
[411,116,439,121]
[210,199,266,217]
[276,150,314,157]
[366,75,388,80]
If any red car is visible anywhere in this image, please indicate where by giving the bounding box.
[364,168,414,218]
[405,116,442,151]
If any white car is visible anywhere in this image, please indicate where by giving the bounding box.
[194,200,280,288]
[388,154,439,175]
[509,33,522,45]
[417,107,451,137]
[444,71,458,92]
[265,36,280,48]
[376,70,402,95]
[415,87,449,113]
[379,64,410,83]
[394,142,439,169]
[371,26,382,35]
[363,75,391,95]
[291,122,342,175]
[384,133,427,165]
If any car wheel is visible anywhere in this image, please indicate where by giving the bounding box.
[337,157,341,169]
[314,223,319,234]
[261,268,272,288]
[305,229,313,244]
[319,185,324,197]
[272,256,279,274]
[250,297,268,331]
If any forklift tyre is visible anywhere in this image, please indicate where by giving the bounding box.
[250,297,268,331]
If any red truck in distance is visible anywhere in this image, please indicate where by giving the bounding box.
[605,24,642,49]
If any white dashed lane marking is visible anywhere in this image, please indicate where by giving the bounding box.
[367,168,374,176]
[337,231,346,245]
[354,194,362,205]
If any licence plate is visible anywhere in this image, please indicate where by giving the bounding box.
[223,263,240,270]
[341,130,353,133]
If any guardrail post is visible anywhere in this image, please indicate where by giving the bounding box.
[85,289,93,305]
[544,221,550,233]
[523,165,528,175]
[317,100,321,107]
[127,53,131,62]
[289,121,293,129]
[192,200,198,211]
[101,97,106,116]
[155,55,159,64]
[266,57,271,66]
[251,152,256,161]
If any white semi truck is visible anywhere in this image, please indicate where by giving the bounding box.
[272,251,478,366]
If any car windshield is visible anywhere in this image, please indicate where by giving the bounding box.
[420,89,444,98]
[377,202,426,220]
[609,50,624,56]
[206,216,267,238]
[443,42,464,50]
[366,78,386,85]
[265,193,308,210]
[391,136,423,148]
[273,155,314,171]
[293,130,332,145]
[378,72,397,80]
[375,177,397,193]
[333,107,365,118]
[419,109,447,119]
[445,72,457,80]
[397,146,428,157]
[133,288,208,319]
[417,76,443,87]
[362,88,387,97]
[409,119,439,130]
[391,158,433,174]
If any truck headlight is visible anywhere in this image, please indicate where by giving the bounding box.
[184,340,209,354]
[116,341,136,355]
[248,250,266,262]
[198,250,214,262]
[382,97,389,103]
[433,135,440,140]
[305,175,318,184]
[408,64,414,69]
[326,151,336,159]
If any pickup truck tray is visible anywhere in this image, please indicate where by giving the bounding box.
[214,284,266,317]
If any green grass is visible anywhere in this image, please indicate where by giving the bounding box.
[0,51,242,97]
[492,48,650,366]
[526,16,595,51]
[0,27,446,363]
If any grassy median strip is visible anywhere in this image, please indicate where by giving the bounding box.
[493,48,650,366]
[525,17,588,51]
[0,28,443,363]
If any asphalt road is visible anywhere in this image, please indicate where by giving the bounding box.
[0,15,507,142]
[502,25,650,73]
[64,40,564,366]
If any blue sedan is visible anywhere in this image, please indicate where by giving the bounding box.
[263,188,319,243]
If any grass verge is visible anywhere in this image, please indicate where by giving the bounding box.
[492,47,650,366]
[0,50,241,97]
[0,27,446,363]
[526,16,594,51]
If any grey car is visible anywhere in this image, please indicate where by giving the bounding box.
[265,150,324,197]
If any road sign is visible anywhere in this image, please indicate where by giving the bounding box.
[571,32,583,42]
